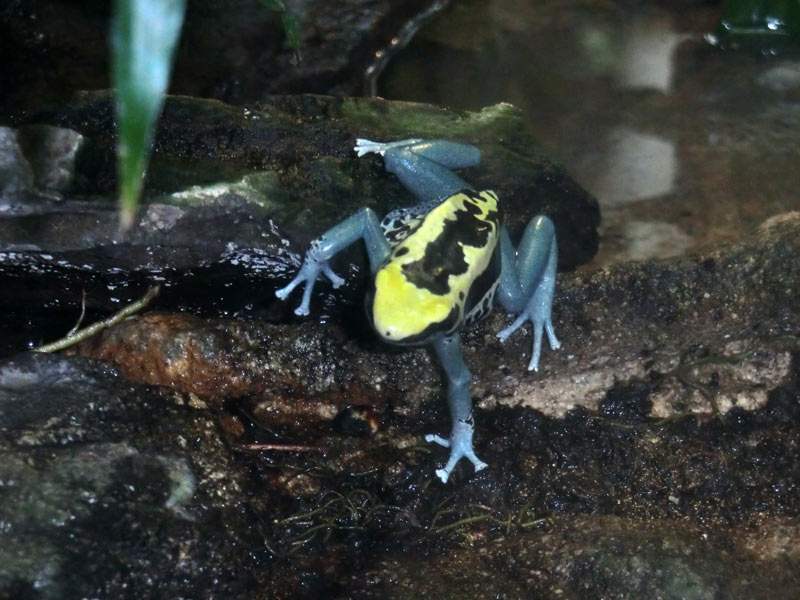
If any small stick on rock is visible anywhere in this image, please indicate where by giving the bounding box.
[237,443,328,453]
[34,285,161,353]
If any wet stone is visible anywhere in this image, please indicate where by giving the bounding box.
[0,0,433,114]
[338,516,800,599]
[1,93,599,355]
[68,213,800,428]
[0,352,265,599]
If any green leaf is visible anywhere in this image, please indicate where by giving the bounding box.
[281,12,302,57]
[259,0,287,11]
[258,0,302,57]
[111,0,186,229]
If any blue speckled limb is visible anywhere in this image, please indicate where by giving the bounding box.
[496,218,560,371]
[275,207,391,315]
[357,138,480,203]
[425,333,488,483]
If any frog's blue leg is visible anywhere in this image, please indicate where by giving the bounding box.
[424,333,488,483]
[275,208,391,315]
[496,217,560,371]
[356,138,480,203]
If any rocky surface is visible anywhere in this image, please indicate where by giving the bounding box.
[2,341,798,598]
[70,212,800,425]
[0,352,266,599]
[44,213,798,599]
[339,515,800,599]
[1,93,599,355]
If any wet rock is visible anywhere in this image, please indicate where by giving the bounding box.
[757,61,800,92]
[1,93,599,354]
[72,212,800,425]
[0,127,33,194]
[338,516,800,599]
[70,311,398,428]
[0,0,433,115]
[3,209,800,596]
[0,352,266,599]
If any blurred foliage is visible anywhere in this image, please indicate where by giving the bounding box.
[111,0,186,229]
[716,0,800,50]
[260,0,302,58]
[111,0,301,230]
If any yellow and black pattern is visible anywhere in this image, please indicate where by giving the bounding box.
[379,207,427,247]
[369,189,501,344]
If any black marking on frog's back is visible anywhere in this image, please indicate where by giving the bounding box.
[463,244,502,326]
[401,193,499,296]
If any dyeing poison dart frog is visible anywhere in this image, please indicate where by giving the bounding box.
[276,138,560,483]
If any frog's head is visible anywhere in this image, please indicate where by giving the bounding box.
[366,263,460,346]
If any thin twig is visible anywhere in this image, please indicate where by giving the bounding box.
[66,290,88,337]
[237,443,328,453]
[34,285,160,353]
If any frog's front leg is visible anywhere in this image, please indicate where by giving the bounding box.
[275,208,391,315]
[496,216,561,371]
[425,333,488,483]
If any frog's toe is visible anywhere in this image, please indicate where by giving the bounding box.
[433,451,487,483]
[497,313,527,343]
[426,431,487,483]
[546,320,561,350]
[275,276,302,301]
[434,468,450,483]
[527,317,561,371]
[354,138,383,157]
[321,264,345,288]
[425,433,450,448]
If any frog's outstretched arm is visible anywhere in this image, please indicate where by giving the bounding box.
[275,208,391,315]
[425,333,488,483]
[496,217,560,371]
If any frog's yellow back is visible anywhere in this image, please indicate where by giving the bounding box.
[369,189,501,345]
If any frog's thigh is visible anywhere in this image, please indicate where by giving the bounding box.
[497,218,556,311]
[383,146,472,204]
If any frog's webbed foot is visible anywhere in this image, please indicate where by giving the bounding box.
[496,295,560,372]
[275,256,344,316]
[425,420,488,483]
[354,138,423,157]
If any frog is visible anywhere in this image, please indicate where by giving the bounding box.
[275,138,560,483]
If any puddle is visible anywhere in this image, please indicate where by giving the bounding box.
[379,0,800,267]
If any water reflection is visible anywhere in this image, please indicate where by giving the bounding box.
[616,15,686,93]
[381,0,800,267]
[592,127,676,205]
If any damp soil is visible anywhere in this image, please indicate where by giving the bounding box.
[239,365,800,598]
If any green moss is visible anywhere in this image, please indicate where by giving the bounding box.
[337,98,531,147]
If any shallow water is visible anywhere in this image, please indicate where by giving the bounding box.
[380,0,800,267]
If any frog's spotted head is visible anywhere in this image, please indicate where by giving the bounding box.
[368,262,460,345]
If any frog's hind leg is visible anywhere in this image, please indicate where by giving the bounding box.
[356,138,480,204]
[424,333,488,483]
[495,217,560,371]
